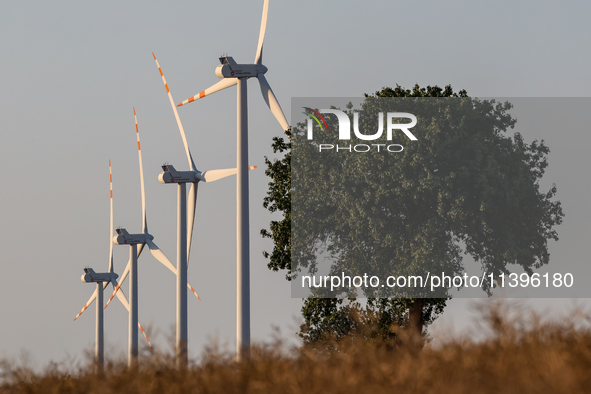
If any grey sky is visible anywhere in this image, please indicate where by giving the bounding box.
[1,0,590,367]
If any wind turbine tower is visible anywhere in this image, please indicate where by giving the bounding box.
[153,53,257,366]
[79,267,114,373]
[176,0,288,359]
[74,160,153,372]
[112,229,145,367]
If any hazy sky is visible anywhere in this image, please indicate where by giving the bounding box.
[1,0,591,368]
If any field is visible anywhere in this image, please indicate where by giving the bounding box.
[2,301,590,394]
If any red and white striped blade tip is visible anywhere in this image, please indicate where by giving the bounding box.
[177,78,238,107]
[73,304,88,321]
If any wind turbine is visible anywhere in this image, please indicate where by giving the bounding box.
[152,53,256,367]
[108,109,201,368]
[78,267,111,373]
[74,160,153,372]
[176,0,288,359]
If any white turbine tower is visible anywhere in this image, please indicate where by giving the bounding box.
[78,267,111,373]
[109,109,201,368]
[176,0,288,359]
[152,53,256,367]
[74,160,153,372]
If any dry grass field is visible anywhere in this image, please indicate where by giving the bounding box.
[2,301,591,394]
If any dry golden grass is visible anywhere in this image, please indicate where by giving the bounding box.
[2,301,591,394]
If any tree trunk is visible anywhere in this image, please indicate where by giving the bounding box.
[408,299,424,345]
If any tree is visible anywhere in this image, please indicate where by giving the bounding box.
[262,84,564,345]
[261,128,292,277]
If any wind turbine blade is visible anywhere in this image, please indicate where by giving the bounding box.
[188,282,202,301]
[188,166,254,261]
[134,108,148,235]
[108,160,114,273]
[105,258,131,309]
[146,239,201,300]
[254,0,269,65]
[73,282,109,321]
[187,182,198,264]
[257,73,289,131]
[74,287,97,321]
[176,78,238,107]
[137,243,145,257]
[197,166,257,183]
[104,283,119,310]
[153,53,196,171]
[111,278,129,310]
[110,278,154,350]
[139,323,154,351]
[146,239,176,274]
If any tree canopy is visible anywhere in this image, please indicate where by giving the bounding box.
[262,84,564,345]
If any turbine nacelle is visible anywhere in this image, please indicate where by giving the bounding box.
[158,164,196,184]
[215,56,267,79]
[81,267,118,283]
[175,1,289,132]
[113,228,152,245]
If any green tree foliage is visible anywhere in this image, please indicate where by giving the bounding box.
[261,129,292,278]
[262,84,564,345]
